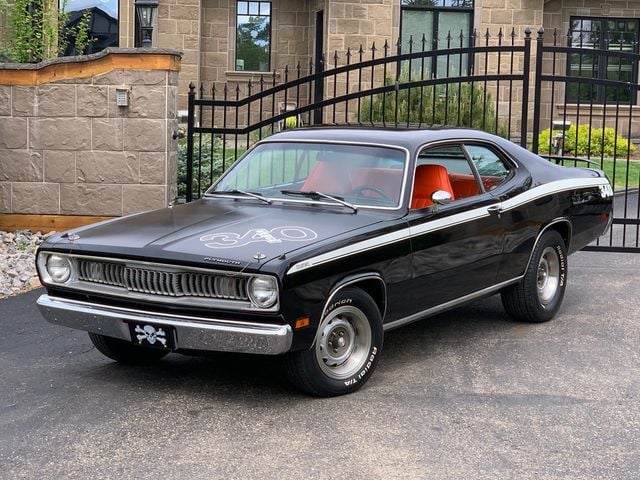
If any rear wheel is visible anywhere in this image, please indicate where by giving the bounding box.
[88,333,169,364]
[501,230,568,323]
[285,288,383,396]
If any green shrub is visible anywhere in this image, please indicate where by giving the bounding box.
[537,124,635,158]
[359,74,508,137]
[177,135,224,199]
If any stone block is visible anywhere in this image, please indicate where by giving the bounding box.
[0,86,11,116]
[0,183,10,213]
[37,85,76,117]
[11,183,59,214]
[77,85,108,117]
[129,86,167,118]
[12,87,37,116]
[140,152,167,184]
[123,185,166,214]
[77,151,139,183]
[124,70,167,85]
[158,18,178,34]
[93,70,125,85]
[0,118,28,149]
[169,5,199,20]
[0,150,43,182]
[168,71,180,86]
[490,9,513,25]
[60,184,123,216]
[30,118,91,150]
[167,86,177,119]
[44,151,75,183]
[92,118,124,150]
[124,119,166,151]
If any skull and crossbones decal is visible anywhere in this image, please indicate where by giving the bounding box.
[135,325,168,347]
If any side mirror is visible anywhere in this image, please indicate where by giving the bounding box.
[432,190,452,205]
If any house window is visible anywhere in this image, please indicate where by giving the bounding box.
[567,17,639,104]
[400,0,473,78]
[236,1,271,72]
[60,0,118,55]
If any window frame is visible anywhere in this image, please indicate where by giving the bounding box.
[399,0,475,78]
[566,16,640,105]
[235,1,273,73]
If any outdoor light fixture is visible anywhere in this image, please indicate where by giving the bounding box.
[135,0,159,48]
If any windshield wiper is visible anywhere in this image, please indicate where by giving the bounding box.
[206,189,272,205]
[280,190,357,212]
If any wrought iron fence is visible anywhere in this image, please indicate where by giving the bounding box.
[531,28,640,253]
[183,27,640,252]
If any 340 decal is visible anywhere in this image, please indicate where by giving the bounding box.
[200,226,318,249]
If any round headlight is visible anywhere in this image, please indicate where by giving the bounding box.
[248,276,278,308]
[46,254,72,283]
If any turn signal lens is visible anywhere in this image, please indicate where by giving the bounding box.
[45,254,72,283]
[248,276,278,308]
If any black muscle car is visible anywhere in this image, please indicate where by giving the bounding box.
[36,128,614,396]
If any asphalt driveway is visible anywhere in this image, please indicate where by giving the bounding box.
[1,251,639,479]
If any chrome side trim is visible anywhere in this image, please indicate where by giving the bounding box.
[382,277,522,332]
[287,177,609,275]
[36,295,292,355]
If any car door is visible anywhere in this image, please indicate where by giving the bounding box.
[407,142,510,313]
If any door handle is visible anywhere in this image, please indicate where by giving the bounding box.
[487,205,503,218]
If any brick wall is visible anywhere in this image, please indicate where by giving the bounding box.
[0,49,181,217]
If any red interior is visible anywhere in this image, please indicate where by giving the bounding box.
[449,173,481,199]
[351,168,403,202]
[411,165,455,209]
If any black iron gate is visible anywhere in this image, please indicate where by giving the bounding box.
[530,28,640,253]
[184,27,640,252]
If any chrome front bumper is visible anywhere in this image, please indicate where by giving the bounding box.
[37,294,293,355]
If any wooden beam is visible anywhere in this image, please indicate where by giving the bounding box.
[0,214,114,233]
[0,52,181,86]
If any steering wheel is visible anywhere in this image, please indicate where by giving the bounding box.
[351,184,392,201]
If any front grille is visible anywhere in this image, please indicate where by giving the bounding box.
[76,258,249,301]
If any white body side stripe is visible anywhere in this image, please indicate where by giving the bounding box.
[286,177,610,275]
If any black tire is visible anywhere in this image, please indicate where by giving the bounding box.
[285,288,383,397]
[501,230,568,323]
[88,333,169,364]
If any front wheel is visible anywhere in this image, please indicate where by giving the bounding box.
[285,288,383,397]
[89,333,169,364]
[501,230,568,323]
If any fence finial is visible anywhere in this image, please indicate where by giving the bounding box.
[537,26,545,37]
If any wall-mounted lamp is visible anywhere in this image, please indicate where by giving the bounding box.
[135,0,159,48]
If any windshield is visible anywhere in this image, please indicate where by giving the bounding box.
[209,142,407,208]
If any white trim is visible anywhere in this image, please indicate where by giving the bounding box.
[286,177,610,275]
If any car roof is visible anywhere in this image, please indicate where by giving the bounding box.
[261,126,503,152]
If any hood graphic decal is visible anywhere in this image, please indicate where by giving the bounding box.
[200,226,318,249]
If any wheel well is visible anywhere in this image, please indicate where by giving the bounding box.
[348,278,387,318]
[544,220,572,250]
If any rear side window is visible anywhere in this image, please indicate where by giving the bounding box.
[463,144,512,191]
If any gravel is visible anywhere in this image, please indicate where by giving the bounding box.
[0,230,53,298]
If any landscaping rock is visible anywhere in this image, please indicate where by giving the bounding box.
[0,230,52,298]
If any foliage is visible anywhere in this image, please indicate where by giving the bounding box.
[537,124,636,158]
[0,0,91,63]
[359,75,508,137]
[177,135,224,199]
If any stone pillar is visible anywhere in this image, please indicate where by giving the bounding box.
[0,48,181,217]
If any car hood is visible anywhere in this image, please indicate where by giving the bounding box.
[45,199,388,270]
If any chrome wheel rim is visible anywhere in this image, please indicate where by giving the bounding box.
[315,305,372,380]
[537,247,560,305]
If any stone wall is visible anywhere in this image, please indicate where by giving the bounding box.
[0,48,181,217]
